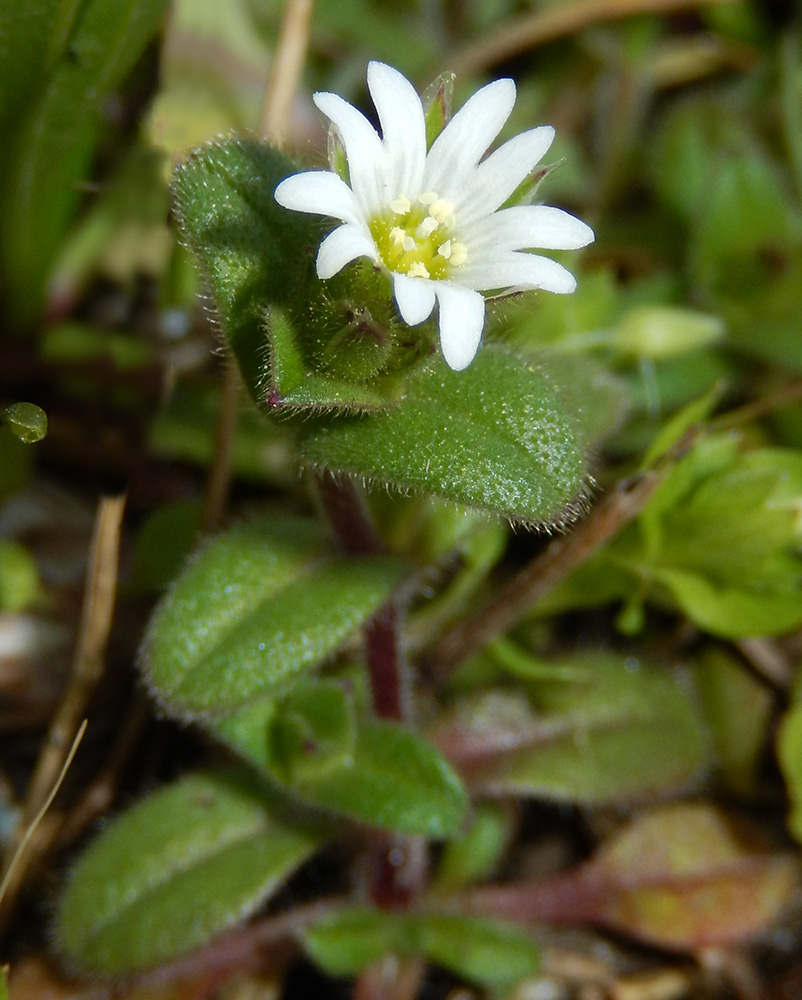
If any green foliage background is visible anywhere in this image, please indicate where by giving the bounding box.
[2,0,802,996]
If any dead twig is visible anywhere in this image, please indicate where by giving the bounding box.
[426,464,672,680]
[448,0,736,78]
[0,492,124,933]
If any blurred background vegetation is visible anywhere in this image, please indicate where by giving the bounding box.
[3,0,802,997]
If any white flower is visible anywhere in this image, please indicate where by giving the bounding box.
[274,61,594,371]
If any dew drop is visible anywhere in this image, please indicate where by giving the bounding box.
[2,402,48,443]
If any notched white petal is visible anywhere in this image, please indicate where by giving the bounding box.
[367,61,426,198]
[316,224,378,279]
[457,252,577,294]
[278,63,593,372]
[274,171,362,225]
[313,91,385,213]
[526,205,594,249]
[393,273,437,326]
[462,204,594,254]
[424,77,517,197]
[435,284,485,371]
[458,126,555,223]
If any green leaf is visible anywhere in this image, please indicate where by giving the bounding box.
[302,907,401,976]
[300,348,587,524]
[649,565,802,638]
[215,702,468,838]
[0,0,82,140]
[55,770,324,974]
[172,139,318,403]
[0,0,169,324]
[433,653,707,804]
[302,909,538,989]
[172,140,407,414]
[267,680,356,784]
[419,913,539,989]
[295,722,467,837]
[697,647,772,795]
[434,803,513,893]
[142,515,406,718]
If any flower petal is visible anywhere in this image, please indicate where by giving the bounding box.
[393,272,436,325]
[313,91,385,215]
[274,171,363,225]
[434,283,485,371]
[316,224,378,279]
[462,204,594,254]
[424,78,516,199]
[456,251,577,294]
[367,61,426,200]
[457,126,555,224]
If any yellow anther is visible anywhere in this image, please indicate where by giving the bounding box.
[408,262,430,278]
[403,235,417,252]
[417,216,439,238]
[437,240,452,259]
[449,242,468,266]
[428,198,454,224]
[389,196,412,215]
[417,191,438,206]
[389,226,406,247]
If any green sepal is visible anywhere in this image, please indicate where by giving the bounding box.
[327,122,350,182]
[142,515,406,719]
[54,770,324,974]
[422,71,455,148]
[266,306,407,411]
[214,700,467,838]
[501,157,564,210]
[300,348,587,525]
[172,139,419,413]
[302,908,538,990]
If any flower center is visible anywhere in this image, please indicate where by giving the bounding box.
[368,192,468,280]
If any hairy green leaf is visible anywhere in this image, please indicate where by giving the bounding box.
[216,700,467,838]
[432,652,707,804]
[173,140,408,413]
[55,770,323,974]
[300,348,586,524]
[143,515,406,718]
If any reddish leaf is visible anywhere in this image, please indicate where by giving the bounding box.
[462,803,798,951]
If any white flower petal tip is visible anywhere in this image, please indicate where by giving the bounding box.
[273,63,594,370]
